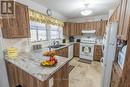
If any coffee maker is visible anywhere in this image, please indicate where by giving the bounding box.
[69,36,74,42]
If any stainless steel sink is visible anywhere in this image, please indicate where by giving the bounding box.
[48,45,65,48]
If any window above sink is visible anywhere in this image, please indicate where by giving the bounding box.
[30,21,63,43]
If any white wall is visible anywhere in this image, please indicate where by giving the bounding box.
[67,15,108,23]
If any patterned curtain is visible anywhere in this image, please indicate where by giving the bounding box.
[29,9,64,27]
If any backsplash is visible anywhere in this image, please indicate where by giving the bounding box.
[3,38,31,52]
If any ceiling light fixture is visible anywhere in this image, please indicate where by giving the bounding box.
[81,4,92,16]
[80,9,92,16]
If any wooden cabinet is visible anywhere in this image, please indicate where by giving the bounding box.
[94,45,103,61]
[63,23,83,36]
[2,2,30,38]
[56,47,68,57]
[117,0,130,40]
[121,0,130,40]
[110,5,121,22]
[6,61,69,87]
[63,21,107,37]
[74,43,80,57]
[96,21,107,37]
[110,63,122,87]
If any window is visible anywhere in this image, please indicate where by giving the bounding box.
[50,25,63,39]
[30,21,47,42]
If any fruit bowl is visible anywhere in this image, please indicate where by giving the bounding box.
[43,50,56,57]
[40,57,57,67]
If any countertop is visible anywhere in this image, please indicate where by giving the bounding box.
[47,42,77,51]
[5,49,71,82]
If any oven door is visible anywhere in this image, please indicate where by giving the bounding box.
[80,43,94,60]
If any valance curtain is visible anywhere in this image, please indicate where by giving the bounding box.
[29,9,64,27]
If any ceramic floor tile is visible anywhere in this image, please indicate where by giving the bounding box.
[69,57,102,87]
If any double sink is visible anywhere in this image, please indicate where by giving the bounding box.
[48,44,65,48]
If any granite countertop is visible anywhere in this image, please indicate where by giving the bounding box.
[5,50,70,81]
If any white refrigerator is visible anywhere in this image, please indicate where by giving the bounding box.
[0,29,9,87]
[101,22,118,87]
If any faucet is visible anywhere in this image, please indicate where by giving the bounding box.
[52,40,59,46]
[56,41,60,45]
[53,40,56,46]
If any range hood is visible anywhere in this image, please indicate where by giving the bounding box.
[82,30,96,34]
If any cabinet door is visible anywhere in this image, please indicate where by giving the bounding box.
[101,21,107,36]
[94,45,103,61]
[74,43,80,57]
[75,23,80,35]
[121,0,130,40]
[70,23,76,36]
[62,47,68,57]
[63,22,70,36]
[118,0,127,38]
[2,2,30,38]
[96,21,101,36]
[56,47,68,57]
[6,61,19,87]
[85,22,88,29]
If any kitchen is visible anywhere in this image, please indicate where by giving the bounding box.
[0,0,130,87]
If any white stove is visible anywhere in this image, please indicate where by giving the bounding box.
[81,38,96,44]
[80,38,96,61]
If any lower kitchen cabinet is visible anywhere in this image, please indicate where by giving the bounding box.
[56,47,68,58]
[94,45,103,61]
[74,43,80,57]
[6,61,69,87]
[110,63,122,87]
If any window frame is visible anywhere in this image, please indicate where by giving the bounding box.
[50,25,62,40]
[30,24,48,42]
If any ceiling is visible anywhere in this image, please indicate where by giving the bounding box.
[31,0,115,19]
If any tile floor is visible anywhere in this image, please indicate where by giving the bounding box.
[69,57,102,87]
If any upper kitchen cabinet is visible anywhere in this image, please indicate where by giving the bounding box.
[96,20,107,37]
[63,22,70,36]
[63,21,107,37]
[2,2,30,38]
[117,0,130,40]
[63,22,83,36]
[110,5,121,22]
[120,0,130,40]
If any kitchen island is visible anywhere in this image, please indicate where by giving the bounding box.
[5,50,70,87]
